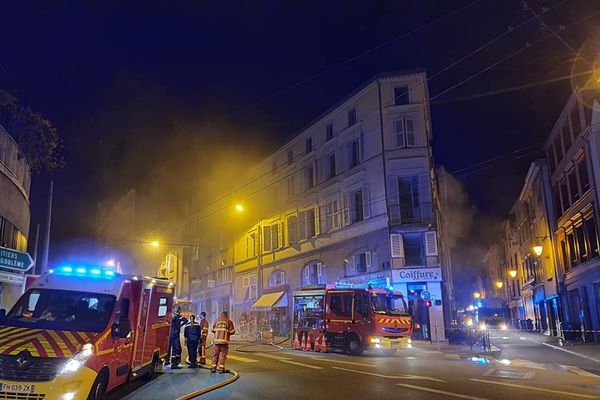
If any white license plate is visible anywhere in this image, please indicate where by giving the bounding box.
[0,383,36,393]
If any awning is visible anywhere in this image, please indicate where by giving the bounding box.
[252,291,287,309]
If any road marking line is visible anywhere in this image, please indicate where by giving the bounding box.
[279,359,323,369]
[542,342,600,363]
[227,354,259,363]
[249,353,291,361]
[306,356,377,367]
[469,378,598,399]
[332,366,446,383]
[396,384,489,400]
[563,365,600,378]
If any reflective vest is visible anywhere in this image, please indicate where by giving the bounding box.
[200,318,209,339]
[212,316,235,344]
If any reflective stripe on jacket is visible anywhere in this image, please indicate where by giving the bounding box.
[212,316,235,344]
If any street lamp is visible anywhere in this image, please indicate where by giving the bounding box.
[151,241,160,248]
[495,281,504,289]
[508,270,517,279]
[532,245,543,257]
[473,292,481,299]
[235,204,245,212]
[106,259,116,267]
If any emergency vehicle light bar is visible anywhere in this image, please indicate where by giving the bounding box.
[49,264,118,279]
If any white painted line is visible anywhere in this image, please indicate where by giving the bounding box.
[332,366,446,383]
[397,383,489,400]
[469,378,599,399]
[542,342,600,363]
[249,353,290,361]
[564,365,600,378]
[279,359,323,369]
[227,354,260,363]
[307,356,377,368]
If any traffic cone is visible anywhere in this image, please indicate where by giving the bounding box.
[293,332,301,350]
[303,334,312,351]
[301,334,307,351]
[314,333,322,352]
[320,334,328,353]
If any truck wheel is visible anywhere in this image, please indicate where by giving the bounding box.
[382,349,397,356]
[87,373,108,400]
[345,335,363,356]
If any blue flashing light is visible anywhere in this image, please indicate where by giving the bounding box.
[476,300,483,308]
[48,269,54,274]
[53,264,118,279]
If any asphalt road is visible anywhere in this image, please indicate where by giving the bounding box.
[109,338,600,400]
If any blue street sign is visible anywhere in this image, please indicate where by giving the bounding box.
[0,246,34,272]
[421,290,432,301]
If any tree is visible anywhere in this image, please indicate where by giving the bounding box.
[0,89,64,173]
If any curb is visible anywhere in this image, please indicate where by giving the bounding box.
[175,366,239,400]
[542,342,600,363]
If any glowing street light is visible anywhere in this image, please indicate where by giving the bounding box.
[473,292,481,299]
[151,241,160,248]
[495,281,504,289]
[106,259,116,267]
[235,204,245,212]
[508,270,517,279]
[532,245,543,257]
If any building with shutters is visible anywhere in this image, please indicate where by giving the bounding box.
[544,86,600,341]
[183,71,451,340]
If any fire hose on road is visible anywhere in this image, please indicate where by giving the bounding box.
[175,364,239,400]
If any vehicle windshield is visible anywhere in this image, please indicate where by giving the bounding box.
[4,289,116,333]
[371,293,408,315]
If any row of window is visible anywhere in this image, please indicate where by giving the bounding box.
[553,153,590,216]
[559,207,600,272]
[547,103,582,173]
[387,174,432,224]
[273,84,412,176]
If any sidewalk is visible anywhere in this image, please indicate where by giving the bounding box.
[517,331,600,363]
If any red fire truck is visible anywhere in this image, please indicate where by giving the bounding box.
[293,282,413,355]
[0,264,174,400]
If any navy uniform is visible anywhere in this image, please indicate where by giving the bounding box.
[184,315,202,368]
[167,308,188,369]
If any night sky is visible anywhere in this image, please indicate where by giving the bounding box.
[1,1,599,290]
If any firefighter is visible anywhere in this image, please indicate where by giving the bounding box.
[198,311,209,365]
[167,306,188,369]
[211,310,235,374]
[184,314,201,368]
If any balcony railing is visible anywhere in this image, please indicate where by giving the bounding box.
[388,202,433,225]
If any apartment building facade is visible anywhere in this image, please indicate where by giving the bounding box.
[502,161,560,334]
[187,71,451,341]
[545,88,600,340]
[0,125,31,309]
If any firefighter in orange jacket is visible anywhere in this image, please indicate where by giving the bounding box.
[211,310,235,373]
[198,311,209,365]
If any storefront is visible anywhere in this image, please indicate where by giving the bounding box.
[251,289,289,337]
[392,268,445,341]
